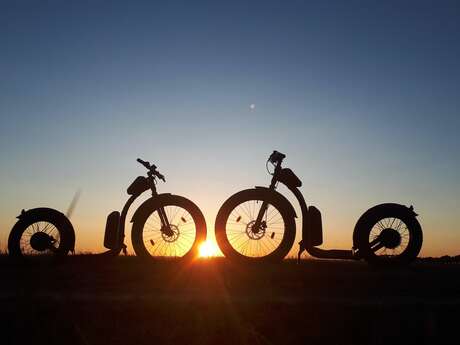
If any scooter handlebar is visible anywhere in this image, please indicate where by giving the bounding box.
[156,173,166,182]
[136,158,151,169]
[137,158,165,181]
[137,158,158,170]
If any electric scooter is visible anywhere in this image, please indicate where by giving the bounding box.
[215,151,423,266]
[8,158,207,260]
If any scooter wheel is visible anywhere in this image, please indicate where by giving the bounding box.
[215,188,296,263]
[131,195,207,260]
[355,204,423,266]
[8,208,75,258]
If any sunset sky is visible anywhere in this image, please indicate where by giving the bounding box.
[1,0,459,257]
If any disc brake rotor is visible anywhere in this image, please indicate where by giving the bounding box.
[245,220,266,240]
[161,224,180,242]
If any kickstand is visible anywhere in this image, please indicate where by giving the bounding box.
[297,241,305,264]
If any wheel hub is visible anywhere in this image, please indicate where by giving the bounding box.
[379,228,401,249]
[161,224,180,242]
[30,232,54,251]
[246,220,266,240]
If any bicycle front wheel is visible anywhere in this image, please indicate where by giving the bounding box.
[215,189,296,263]
[131,195,206,260]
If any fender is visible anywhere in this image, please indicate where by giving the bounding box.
[16,207,76,252]
[254,186,297,219]
[352,203,418,249]
[130,193,174,223]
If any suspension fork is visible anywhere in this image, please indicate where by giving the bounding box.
[253,175,278,233]
[253,201,269,233]
[149,182,172,231]
[158,207,171,228]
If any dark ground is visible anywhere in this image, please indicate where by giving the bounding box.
[1,256,460,345]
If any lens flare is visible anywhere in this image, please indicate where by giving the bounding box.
[199,240,219,257]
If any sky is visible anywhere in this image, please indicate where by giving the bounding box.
[0,0,459,257]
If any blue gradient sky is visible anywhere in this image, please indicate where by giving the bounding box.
[1,0,459,256]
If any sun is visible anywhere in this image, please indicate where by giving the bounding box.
[199,240,220,258]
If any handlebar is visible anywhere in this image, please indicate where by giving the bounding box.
[136,158,165,182]
[136,158,155,170]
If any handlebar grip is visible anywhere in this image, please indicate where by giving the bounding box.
[157,173,166,182]
[137,158,150,169]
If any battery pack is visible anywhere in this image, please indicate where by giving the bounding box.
[308,206,323,246]
[103,211,120,249]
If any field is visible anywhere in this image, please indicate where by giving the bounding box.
[2,256,460,345]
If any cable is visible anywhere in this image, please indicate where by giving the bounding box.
[266,160,274,175]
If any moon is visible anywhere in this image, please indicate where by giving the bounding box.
[249,104,256,110]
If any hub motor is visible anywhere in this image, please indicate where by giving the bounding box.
[379,228,401,249]
[30,232,55,251]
